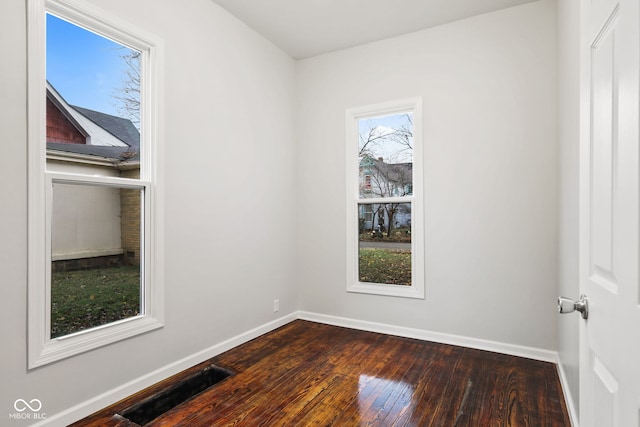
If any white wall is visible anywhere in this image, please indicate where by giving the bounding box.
[296,0,558,350]
[0,0,568,423]
[557,0,581,420]
[0,0,297,424]
[46,162,127,260]
[51,183,122,259]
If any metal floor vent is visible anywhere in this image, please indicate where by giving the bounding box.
[119,364,233,425]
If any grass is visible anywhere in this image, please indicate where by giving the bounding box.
[51,265,141,338]
[359,227,412,243]
[358,248,411,286]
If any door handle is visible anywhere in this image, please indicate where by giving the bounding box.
[558,294,589,319]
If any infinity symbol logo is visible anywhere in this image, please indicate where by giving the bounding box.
[14,399,42,412]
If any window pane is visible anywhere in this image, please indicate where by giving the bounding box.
[358,202,412,286]
[51,182,142,338]
[358,113,413,199]
[46,13,141,166]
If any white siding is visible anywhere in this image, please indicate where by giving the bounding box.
[51,183,123,260]
[47,162,123,260]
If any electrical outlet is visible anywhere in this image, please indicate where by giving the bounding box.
[273,299,280,313]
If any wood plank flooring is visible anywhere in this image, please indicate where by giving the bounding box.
[73,320,571,426]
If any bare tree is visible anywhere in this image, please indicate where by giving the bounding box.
[358,115,413,237]
[113,49,141,129]
[358,114,413,161]
[364,161,412,237]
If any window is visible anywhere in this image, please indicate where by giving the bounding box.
[364,174,372,191]
[346,98,424,298]
[28,0,164,368]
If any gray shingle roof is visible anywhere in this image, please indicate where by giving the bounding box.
[362,155,412,183]
[47,142,139,162]
[71,106,140,148]
[46,107,139,163]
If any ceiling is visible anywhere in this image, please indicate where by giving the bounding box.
[210,0,539,59]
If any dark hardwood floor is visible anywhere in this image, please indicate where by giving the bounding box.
[73,320,571,426]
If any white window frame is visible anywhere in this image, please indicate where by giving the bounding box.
[345,98,424,299]
[28,0,165,368]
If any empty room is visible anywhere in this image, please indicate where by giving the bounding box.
[2,0,639,425]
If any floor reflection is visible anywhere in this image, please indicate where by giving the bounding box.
[357,374,416,423]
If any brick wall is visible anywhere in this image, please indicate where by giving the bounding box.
[120,169,141,266]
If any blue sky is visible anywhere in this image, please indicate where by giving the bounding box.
[46,13,135,117]
[358,113,414,163]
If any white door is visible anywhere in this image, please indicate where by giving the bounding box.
[579,0,640,425]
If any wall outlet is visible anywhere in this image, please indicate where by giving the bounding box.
[273,299,279,313]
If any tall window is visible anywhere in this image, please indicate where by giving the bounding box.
[28,0,164,368]
[346,98,424,298]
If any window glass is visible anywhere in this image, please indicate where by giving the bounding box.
[46,13,141,141]
[29,0,163,368]
[50,183,142,338]
[346,98,423,299]
[358,113,413,199]
[357,113,414,286]
[358,202,412,286]
[46,14,144,340]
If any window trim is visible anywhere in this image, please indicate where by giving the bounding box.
[345,98,424,299]
[28,0,165,368]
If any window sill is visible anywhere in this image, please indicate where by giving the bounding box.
[29,315,163,369]
[347,281,425,299]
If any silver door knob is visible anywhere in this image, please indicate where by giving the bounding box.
[558,294,588,319]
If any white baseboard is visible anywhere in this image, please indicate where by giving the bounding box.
[37,310,567,426]
[556,359,580,427]
[297,311,558,363]
[34,312,297,427]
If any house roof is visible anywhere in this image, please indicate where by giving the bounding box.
[46,81,140,164]
[47,142,139,163]
[71,106,140,149]
[361,155,412,184]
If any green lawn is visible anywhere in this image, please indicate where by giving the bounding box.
[359,227,412,243]
[51,265,141,338]
[358,248,411,286]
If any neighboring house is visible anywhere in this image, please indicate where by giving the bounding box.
[46,82,141,270]
[359,155,412,232]
[359,155,412,198]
